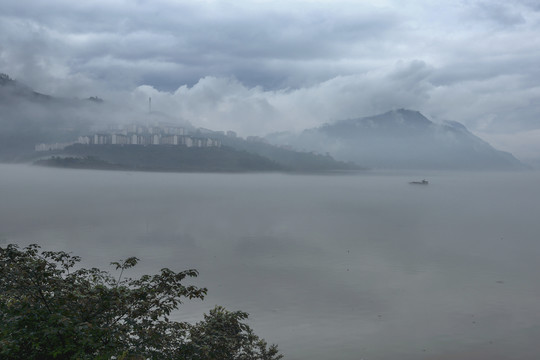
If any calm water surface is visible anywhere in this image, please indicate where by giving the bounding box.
[1,164,540,360]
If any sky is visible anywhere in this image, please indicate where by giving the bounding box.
[1,0,539,160]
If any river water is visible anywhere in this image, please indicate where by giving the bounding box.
[1,164,540,359]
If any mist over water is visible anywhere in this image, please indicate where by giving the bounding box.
[2,164,540,359]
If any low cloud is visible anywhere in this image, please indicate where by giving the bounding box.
[129,60,436,136]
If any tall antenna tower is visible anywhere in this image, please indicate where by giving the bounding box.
[149,97,152,114]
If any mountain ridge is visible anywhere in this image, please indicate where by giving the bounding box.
[1,74,525,170]
[266,109,526,170]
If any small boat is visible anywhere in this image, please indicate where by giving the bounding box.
[409,179,428,185]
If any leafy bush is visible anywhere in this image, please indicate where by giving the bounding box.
[0,244,282,360]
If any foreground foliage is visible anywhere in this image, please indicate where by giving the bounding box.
[0,244,282,360]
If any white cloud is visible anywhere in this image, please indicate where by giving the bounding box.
[129,61,433,135]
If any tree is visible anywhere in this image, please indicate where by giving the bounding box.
[0,244,282,360]
[182,307,281,360]
[0,73,14,85]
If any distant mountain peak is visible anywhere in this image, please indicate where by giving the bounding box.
[317,109,436,140]
[369,109,433,125]
[266,109,525,170]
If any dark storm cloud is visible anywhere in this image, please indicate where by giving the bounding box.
[1,0,402,91]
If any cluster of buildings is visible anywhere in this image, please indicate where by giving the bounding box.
[78,124,221,148]
[36,124,224,151]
